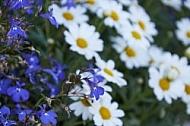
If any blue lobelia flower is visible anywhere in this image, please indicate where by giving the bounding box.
[9,0,30,10]
[22,52,41,84]
[7,81,29,102]
[47,83,60,98]
[35,104,57,125]
[43,59,66,85]
[7,18,27,40]
[85,78,104,100]
[0,106,16,126]
[62,0,76,9]
[40,8,58,29]
[0,106,10,118]
[0,118,17,126]
[12,104,32,122]
[0,78,12,95]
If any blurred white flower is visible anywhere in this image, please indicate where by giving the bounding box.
[95,56,127,87]
[69,97,93,120]
[148,66,185,104]
[96,0,129,31]
[175,18,190,46]
[161,0,182,11]
[129,5,158,43]
[49,4,88,28]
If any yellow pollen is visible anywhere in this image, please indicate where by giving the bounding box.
[110,11,119,21]
[159,78,170,91]
[138,21,146,30]
[76,38,88,48]
[131,31,141,40]
[186,31,190,38]
[99,107,111,120]
[81,98,91,107]
[104,68,114,76]
[87,0,95,5]
[125,47,136,57]
[63,12,73,20]
[185,85,190,95]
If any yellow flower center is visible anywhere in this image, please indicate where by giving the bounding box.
[125,47,136,57]
[87,0,95,5]
[185,85,190,95]
[99,107,111,120]
[186,31,190,38]
[81,98,91,107]
[110,11,119,21]
[104,68,114,76]
[131,31,141,40]
[63,12,74,20]
[138,21,146,30]
[159,78,170,91]
[76,38,88,48]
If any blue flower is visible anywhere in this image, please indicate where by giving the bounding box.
[0,78,12,95]
[12,104,32,122]
[0,118,16,126]
[85,79,104,100]
[9,0,30,10]
[40,8,58,29]
[47,83,60,98]
[62,0,76,9]
[35,104,57,125]
[7,19,27,39]
[22,52,41,84]
[7,81,29,102]
[43,59,66,85]
[0,106,10,118]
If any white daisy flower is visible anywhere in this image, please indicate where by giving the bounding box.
[111,36,150,69]
[184,0,190,9]
[161,0,182,11]
[117,0,138,6]
[182,83,190,103]
[64,23,104,60]
[148,66,185,104]
[89,99,125,126]
[148,45,164,67]
[110,36,127,53]
[175,18,190,46]
[161,53,190,84]
[49,4,88,28]
[129,5,158,43]
[96,0,129,30]
[81,0,101,13]
[120,44,150,69]
[119,23,150,49]
[69,97,93,120]
[95,56,127,87]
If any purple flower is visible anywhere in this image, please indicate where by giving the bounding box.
[9,0,30,10]
[35,104,57,125]
[7,19,27,39]
[7,81,29,102]
[40,8,58,29]
[85,79,104,100]
[62,0,76,9]
[12,104,32,122]
[0,78,12,95]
